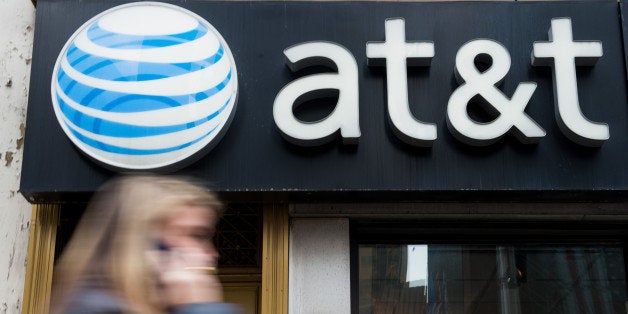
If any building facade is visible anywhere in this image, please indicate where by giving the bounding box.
[9,0,628,313]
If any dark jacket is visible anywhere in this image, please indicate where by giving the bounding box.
[62,288,244,314]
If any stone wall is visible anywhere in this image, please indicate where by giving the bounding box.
[0,0,35,312]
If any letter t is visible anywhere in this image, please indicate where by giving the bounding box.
[532,17,608,146]
[367,18,437,146]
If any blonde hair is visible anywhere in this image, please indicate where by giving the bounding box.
[51,175,222,314]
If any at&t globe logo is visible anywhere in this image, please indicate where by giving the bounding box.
[51,2,238,171]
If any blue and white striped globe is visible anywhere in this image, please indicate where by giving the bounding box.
[51,2,238,170]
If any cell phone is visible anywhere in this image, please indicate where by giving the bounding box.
[156,240,171,252]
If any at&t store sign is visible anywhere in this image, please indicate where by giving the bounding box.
[20,0,628,200]
[274,17,608,148]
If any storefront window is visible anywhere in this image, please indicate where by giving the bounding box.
[358,244,627,314]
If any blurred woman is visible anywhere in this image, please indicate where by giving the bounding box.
[51,175,243,314]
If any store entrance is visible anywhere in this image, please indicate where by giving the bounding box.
[23,202,288,314]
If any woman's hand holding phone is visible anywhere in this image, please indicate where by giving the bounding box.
[152,242,223,307]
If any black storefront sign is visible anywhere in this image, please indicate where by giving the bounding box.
[20,0,628,202]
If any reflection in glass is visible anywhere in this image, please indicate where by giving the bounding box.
[406,245,429,288]
[358,244,626,314]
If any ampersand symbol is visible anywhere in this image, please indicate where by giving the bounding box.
[447,39,546,146]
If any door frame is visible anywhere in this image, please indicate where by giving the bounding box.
[21,203,289,314]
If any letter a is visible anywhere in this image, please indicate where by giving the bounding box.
[273,42,360,146]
